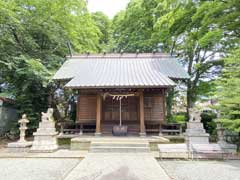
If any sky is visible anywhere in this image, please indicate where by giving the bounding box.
[87,0,130,18]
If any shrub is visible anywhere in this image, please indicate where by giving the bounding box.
[201,111,217,135]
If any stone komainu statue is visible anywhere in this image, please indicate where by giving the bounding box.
[41,108,55,122]
[189,108,201,122]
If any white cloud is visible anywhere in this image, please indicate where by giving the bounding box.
[87,0,130,18]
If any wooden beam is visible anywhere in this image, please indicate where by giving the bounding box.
[139,91,146,136]
[95,93,102,136]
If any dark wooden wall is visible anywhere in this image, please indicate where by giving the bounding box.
[144,94,164,123]
[77,95,96,124]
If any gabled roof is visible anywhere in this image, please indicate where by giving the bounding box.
[53,53,189,89]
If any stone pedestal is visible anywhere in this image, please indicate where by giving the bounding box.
[218,141,237,154]
[139,132,146,137]
[184,122,209,145]
[183,109,224,159]
[30,121,58,152]
[30,109,58,152]
[158,109,237,159]
[8,141,32,152]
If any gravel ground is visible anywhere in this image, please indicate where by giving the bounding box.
[0,158,81,180]
[159,160,240,180]
[1,158,240,180]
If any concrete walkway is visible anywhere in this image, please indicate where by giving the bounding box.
[65,153,170,180]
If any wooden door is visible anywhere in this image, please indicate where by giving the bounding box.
[103,96,139,123]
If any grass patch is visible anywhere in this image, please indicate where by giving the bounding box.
[57,138,71,148]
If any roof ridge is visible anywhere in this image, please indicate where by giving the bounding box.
[67,53,173,59]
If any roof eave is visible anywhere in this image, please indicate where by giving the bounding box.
[170,76,190,80]
[52,77,73,81]
[64,84,176,90]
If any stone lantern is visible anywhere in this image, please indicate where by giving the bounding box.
[18,114,29,143]
[216,121,225,144]
[7,114,32,152]
[215,113,237,154]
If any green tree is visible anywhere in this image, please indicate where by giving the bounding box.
[112,0,158,52]
[216,48,240,133]
[92,11,112,52]
[112,0,227,116]
[152,1,225,113]
[0,0,101,128]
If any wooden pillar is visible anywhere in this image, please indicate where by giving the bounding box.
[77,92,83,136]
[76,92,80,122]
[163,89,166,122]
[159,89,166,136]
[139,91,146,137]
[95,93,102,136]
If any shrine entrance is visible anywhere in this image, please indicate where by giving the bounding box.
[102,95,140,135]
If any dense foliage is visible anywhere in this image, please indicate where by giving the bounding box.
[112,0,240,118]
[0,0,107,129]
[216,48,240,133]
[92,11,112,52]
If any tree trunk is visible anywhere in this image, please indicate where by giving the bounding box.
[186,80,195,120]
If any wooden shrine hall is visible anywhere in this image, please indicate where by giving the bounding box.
[53,53,189,136]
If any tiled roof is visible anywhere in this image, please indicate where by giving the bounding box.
[53,53,189,89]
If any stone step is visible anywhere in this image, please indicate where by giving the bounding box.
[91,141,149,148]
[90,139,150,153]
[91,138,148,142]
[90,146,150,153]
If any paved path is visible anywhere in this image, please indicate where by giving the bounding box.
[65,153,170,180]
[159,160,240,180]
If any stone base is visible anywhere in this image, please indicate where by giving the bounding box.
[184,121,209,144]
[191,143,224,159]
[158,144,189,159]
[30,120,59,153]
[218,142,237,154]
[90,139,150,153]
[7,141,32,153]
[30,135,58,153]
[71,139,91,151]
[158,143,225,159]
[185,134,209,144]
[94,132,102,137]
[139,132,146,137]
[30,145,58,153]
